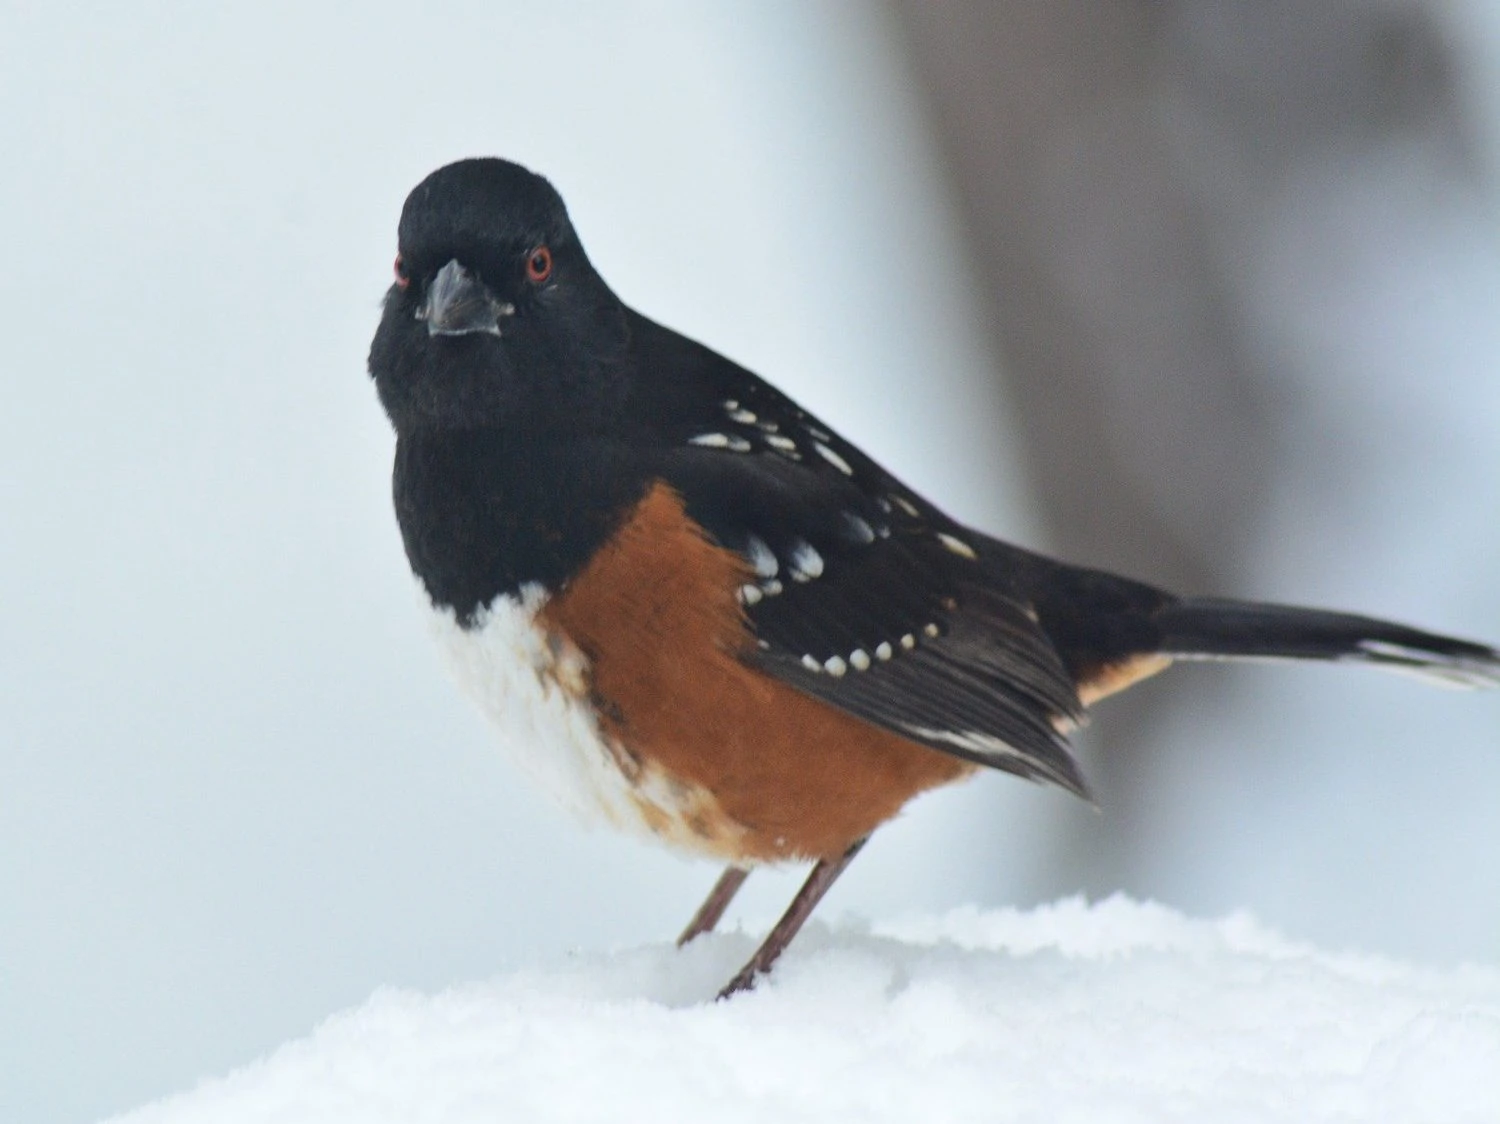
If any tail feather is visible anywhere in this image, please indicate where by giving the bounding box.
[1154,597,1500,689]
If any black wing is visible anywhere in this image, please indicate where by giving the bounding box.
[637,343,1088,796]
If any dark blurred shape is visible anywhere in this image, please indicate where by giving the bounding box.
[888,0,1479,891]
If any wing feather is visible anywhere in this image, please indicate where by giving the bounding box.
[657,445,1089,795]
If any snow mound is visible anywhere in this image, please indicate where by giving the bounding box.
[110,897,1500,1124]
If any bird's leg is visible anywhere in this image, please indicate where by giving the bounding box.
[717,836,868,1000]
[677,865,750,946]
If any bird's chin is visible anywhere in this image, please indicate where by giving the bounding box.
[427,322,503,339]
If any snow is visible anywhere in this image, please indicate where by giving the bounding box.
[110,898,1500,1124]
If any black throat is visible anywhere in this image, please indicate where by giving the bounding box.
[393,429,651,625]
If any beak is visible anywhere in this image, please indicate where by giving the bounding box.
[416,259,515,337]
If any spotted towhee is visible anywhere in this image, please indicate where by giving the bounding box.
[368,158,1500,998]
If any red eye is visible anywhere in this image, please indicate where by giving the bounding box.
[393,253,410,289]
[526,246,552,284]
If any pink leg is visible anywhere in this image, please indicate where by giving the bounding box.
[677,865,750,946]
[717,837,868,999]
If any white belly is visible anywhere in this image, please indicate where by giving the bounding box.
[424,582,745,859]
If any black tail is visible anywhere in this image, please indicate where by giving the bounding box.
[1155,597,1500,688]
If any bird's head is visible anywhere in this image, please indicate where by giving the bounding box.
[368,158,629,434]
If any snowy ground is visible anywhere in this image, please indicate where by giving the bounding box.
[110,898,1500,1124]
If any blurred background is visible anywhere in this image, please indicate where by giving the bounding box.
[2,3,1497,1121]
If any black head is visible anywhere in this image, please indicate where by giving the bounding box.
[368,158,630,434]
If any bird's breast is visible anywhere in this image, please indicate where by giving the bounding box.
[424,482,975,866]
[426,581,755,860]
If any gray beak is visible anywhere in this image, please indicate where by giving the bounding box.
[416,259,515,337]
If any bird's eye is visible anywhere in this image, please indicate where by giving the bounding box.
[526,246,553,284]
[393,253,410,290]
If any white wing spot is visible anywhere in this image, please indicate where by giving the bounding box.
[727,407,758,424]
[823,655,848,677]
[805,423,832,441]
[849,648,871,671]
[801,654,822,673]
[722,399,739,410]
[761,578,784,596]
[875,497,893,514]
[738,583,763,606]
[891,495,921,518]
[924,622,941,638]
[900,633,917,650]
[756,419,780,433]
[745,535,778,578]
[875,641,894,661]
[690,432,751,452]
[900,726,1029,765]
[936,532,978,560]
[814,441,854,476]
[766,434,798,452]
[788,540,824,581]
[841,512,876,544]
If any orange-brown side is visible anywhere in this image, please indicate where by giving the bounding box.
[1075,653,1172,707]
[538,482,974,864]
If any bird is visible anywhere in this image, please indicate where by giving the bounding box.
[368,157,1500,999]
